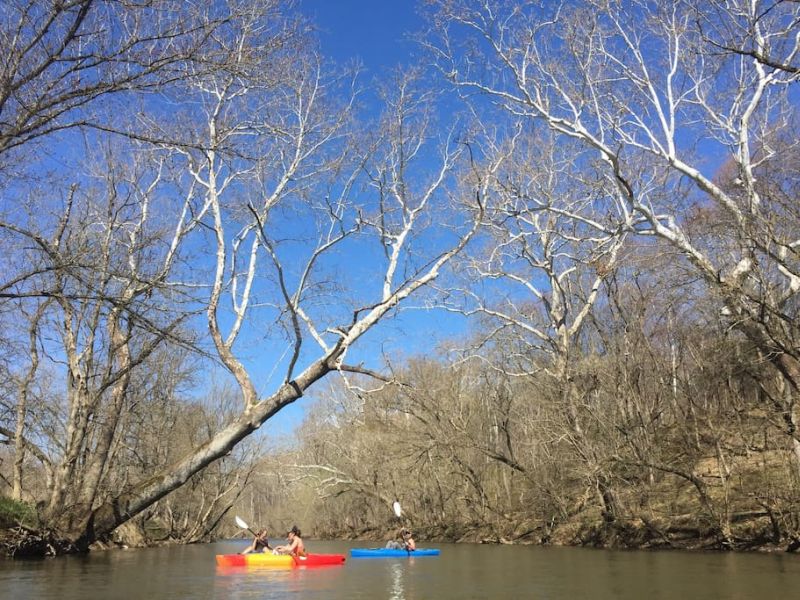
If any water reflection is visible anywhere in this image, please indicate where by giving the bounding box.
[389,561,404,599]
[215,561,349,598]
[214,564,302,598]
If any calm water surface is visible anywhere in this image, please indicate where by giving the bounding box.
[1,539,799,599]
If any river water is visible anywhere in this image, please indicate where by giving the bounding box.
[1,539,798,599]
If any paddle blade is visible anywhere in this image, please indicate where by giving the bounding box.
[235,515,250,530]
[393,500,402,518]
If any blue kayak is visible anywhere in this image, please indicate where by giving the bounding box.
[350,548,440,557]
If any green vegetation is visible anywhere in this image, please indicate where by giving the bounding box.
[0,497,37,529]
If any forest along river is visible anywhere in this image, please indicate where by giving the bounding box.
[1,540,799,599]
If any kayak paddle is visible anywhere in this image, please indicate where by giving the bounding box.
[392,500,411,554]
[235,515,258,537]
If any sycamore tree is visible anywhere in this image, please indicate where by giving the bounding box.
[445,127,632,523]
[257,69,514,524]
[0,1,486,551]
[428,0,800,477]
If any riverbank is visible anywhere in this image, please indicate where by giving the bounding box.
[4,497,799,558]
[0,497,81,558]
[318,514,800,555]
[2,521,796,559]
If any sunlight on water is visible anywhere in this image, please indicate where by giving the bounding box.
[389,561,404,600]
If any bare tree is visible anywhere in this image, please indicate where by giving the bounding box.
[32,55,484,548]
[693,0,800,75]
[442,127,631,522]
[0,145,211,539]
[10,300,50,500]
[429,0,800,473]
[0,0,228,163]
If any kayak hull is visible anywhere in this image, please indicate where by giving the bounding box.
[216,553,346,567]
[350,548,440,557]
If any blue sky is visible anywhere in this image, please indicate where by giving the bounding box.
[301,1,423,73]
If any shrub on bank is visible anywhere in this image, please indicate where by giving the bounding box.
[0,496,37,529]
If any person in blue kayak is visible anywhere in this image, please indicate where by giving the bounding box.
[403,529,416,551]
[275,525,307,557]
[386,527,415,551]
[240,529,272,554]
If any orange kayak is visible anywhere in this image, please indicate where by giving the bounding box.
[216,553,346,567]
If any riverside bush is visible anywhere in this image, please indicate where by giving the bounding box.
[0,496,36,528]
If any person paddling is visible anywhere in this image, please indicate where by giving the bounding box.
[385,527,415,551]
[240,529,272,554]
[402,529,416,552]
[275,525,307,557]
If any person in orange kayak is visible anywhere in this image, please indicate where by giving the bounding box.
[275,525,307,557]
[240,529,272,554]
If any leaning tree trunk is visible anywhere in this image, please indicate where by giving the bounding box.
[58,354,335,549]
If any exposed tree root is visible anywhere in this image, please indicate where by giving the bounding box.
[1,526,81,558]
